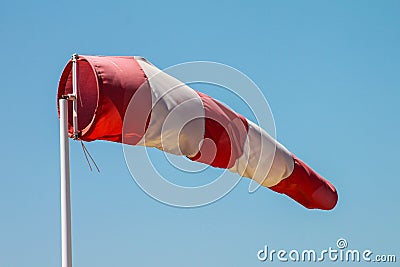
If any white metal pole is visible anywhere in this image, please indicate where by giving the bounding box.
[60,98,73,267]
[72,54,79,139]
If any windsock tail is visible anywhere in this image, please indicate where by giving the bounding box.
[269,155,338,210]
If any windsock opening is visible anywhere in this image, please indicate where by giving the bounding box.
[57,56,150,142]
[57,57,99,137]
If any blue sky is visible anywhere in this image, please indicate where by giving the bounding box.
[1,0,399,266]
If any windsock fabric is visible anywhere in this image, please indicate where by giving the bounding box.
[57,55,338,210]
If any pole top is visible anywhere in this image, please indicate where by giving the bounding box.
[72,54,79,62]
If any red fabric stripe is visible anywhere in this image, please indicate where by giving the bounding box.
[189,91,249,169]
[269,155,338,210]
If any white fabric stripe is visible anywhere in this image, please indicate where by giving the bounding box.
[135,58,205,157]
[229,120,294,187]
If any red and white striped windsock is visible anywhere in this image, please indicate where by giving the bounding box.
[57,55,338,210]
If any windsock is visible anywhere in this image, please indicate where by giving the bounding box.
[57,55,338,210]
